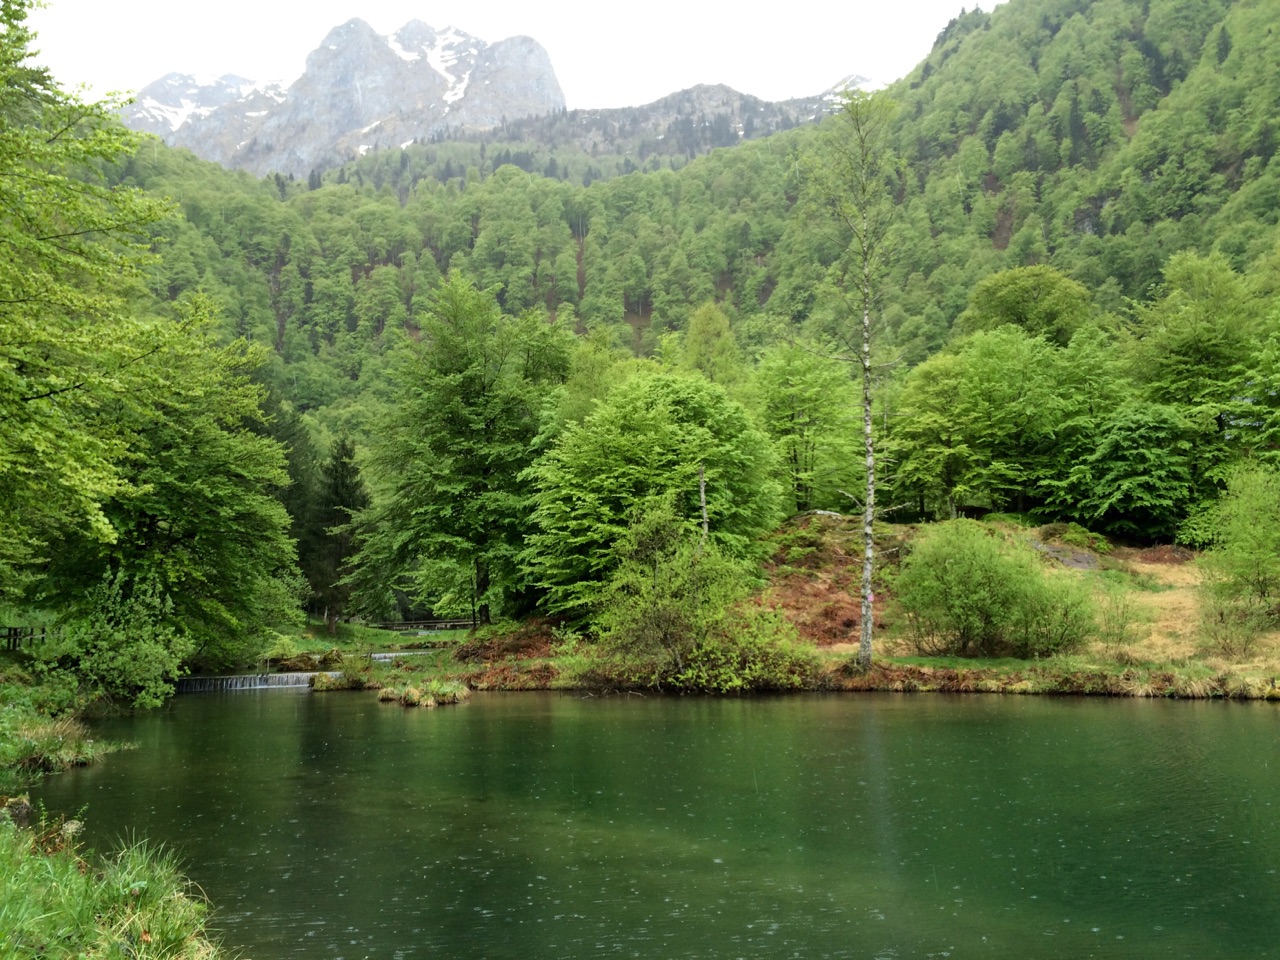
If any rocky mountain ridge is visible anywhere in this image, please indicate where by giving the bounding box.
[457,76,880,163]
[123,18,564,177]
[123,19,874,178]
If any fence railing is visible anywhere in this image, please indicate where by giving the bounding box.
[370,619,475,632]
[2,625,60,652]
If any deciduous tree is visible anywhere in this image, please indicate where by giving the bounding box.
[352,276,572,623]
[803,91,899,669]
[524,371,782,619]
[0,0,168,595]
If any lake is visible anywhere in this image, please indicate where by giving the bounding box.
[33,690,1280,959]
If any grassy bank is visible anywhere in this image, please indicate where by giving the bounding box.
[309,636,1280,701]
[0,663,231,960]
[305,516,1280,701]
[0,659,129,794]
[0,813,226,959]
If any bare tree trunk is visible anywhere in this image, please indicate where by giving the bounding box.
[474,562,491,627]
[858,258,875,670]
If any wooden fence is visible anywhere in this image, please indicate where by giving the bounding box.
[371,619,475,632]
[2,625,59,652]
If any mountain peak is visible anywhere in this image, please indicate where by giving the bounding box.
[122,18,565,176]
[319,17,382,47]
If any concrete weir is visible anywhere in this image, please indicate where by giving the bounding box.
[175,672,339,693]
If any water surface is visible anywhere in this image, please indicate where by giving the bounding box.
[35,691,1280,959]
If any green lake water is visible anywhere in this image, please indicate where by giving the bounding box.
[33,691,1280,959]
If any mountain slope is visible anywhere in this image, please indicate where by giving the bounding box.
[117,0,1280,383]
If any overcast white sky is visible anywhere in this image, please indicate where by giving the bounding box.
[28,0,1005,109]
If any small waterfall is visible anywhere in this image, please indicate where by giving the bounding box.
[175,671,340,694]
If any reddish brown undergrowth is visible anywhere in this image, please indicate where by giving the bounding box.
[453,619,556,663]
[760,513,902,645]
[460,662,559,689]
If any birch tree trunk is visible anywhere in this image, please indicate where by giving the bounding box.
[858,255,876,669]
[804,91,899,671]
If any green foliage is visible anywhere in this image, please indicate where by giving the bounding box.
[37,299,304,669]
[10,0,1280,672]
[889,327,1061,516]
[594,500,746,672]
[1195,463,1280,658]
[0,0,169,596]
[982,513,1037,528]
[676,303,744,386]
[592,499,807,691]
[667,615,818,693]
[352,276,574,622]
[311,652,375,691]
[1050,401,1200,539]
[96,0,1280,422]
[1092,581,1149,661]
[525,372,782,617]
[1039,522,1112,553]
[36,571,192,709]
[1132,252,1261,416]
[894,519,1094,658]
[752,342,861,513]
[304,436,370,632]
[0,697,119,792]
[379,678,471,707]
[955,266,1093,346]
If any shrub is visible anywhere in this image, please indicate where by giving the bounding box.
[1039,521,1110,552]
[1198,591,1266,660]
[1192,464,1280,659]
[668,611,817,692]
[34,571,193,709]
[593,498,751,674]
[1058,522,1111,553]
[983,512,1036,527]
[1009,575,1097,658]
[1093,583,1149,660]
[895,519,1094,658]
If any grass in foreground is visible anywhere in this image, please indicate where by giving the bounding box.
[0,815,226,959]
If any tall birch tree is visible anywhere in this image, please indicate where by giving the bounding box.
[803,91,899,669]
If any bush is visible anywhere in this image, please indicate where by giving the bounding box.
[1192,464,1280,659]
[668,611,817,692]
[34,572,193,709]
[593,498,750,674]
[983,512,1036,527]
[1093,583,1149,660]
[1039,521,1110,552]
[1009,575,1097,659]
[1198,591,1267,660]
[590,499,812,692]
[895,519,1094,658]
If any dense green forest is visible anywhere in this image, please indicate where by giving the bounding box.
[6,0,1280,707]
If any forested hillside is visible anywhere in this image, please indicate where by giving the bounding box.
[122,0,1280,369]
[7,0,1280,701]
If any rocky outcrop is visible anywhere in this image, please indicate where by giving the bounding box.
[121,18,565,177]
